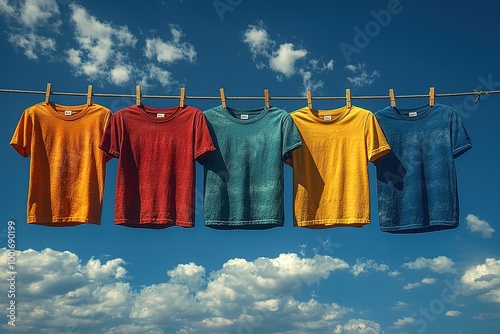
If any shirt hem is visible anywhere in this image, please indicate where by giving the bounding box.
[205,219,283,230]
[380,221,458,233]
[296,219,370,229]
[27,219,101,226]
[115,219,194,228]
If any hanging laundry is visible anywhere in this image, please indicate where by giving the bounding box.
[99,104,215,228]
[288,105,391,228]
[201,105,302,229]
[374,103,472,233]
[10,102,112,226]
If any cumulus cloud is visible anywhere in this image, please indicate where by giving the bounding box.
[393,317,415,328]
[17,0,62,30]
[345,63,380,87]
[404,282,422,290]
[242,23,273,58]
[0,0,60,59]
[269,43,308,77]
[350,258,389,277]
[445,310,462,317]
[461,258,500,304]
[391,301,410,311]
[0,248,376,333]
[404,277,437,290]
[333,319,382,334]
[242,23,334,93]
[403,256,456,274]
[466,214,495,238]
[65,3,137,85]
[144,25,196,64]
[388,270,400,277]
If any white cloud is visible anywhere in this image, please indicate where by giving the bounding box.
[300,69,324,95]
[393,317,415,327]
[404,277,437,290]
[139,64,174,88]
[404,282,422,290]
[391,301,410,311]
[0,248,375,333]
[345,63,380,87]
[8,32,56,60]
[242,23,333,93]
[389,270,400,277]
[350,258,389,277]
[478,288,500,303]
[65,3,137,85]
[461,258,500,304]
[333,319,382,334]
[461,258,500,292]
[403,256,456,274]
[421,277,438,284]
[144,25,196,64]
[269,43,308,77]
[242,23,273,58]
[0,0,60,59]
[0,0,15,16]
[18,0,61,30]
[466,214,495,238]
[473,312,500,320]
[110,65,132,85]
[445,310,462,317]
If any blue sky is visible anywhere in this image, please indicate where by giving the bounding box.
[0,0,500,333]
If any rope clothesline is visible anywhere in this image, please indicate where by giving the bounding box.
[1,87,499,102]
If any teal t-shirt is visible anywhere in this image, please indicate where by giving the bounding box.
[201,105,302,229]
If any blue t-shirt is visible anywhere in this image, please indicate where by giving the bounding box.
[374,103,472,233]
[201,105,302,229]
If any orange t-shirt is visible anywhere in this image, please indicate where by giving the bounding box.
[10,102,111,226]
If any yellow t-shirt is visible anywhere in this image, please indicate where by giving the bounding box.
[288,105,390,228]
[10,102,112,226]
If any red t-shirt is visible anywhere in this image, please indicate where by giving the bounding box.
[100,105,215,228]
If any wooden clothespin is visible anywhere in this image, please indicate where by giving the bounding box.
[429,87,435,107]
[306,90,312,110]
[264,89,270,108]
[220,88,227,109]
[45,83,51,104]
[136,85,142,106]
[179,87,185,108]
[346,88,352,108]
[389,88,396,108]
[87,84,93,106]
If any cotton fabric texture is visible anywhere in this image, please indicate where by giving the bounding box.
[100,104,215,228]
[10,102,112,226]
[288,105,391,228]
[374,103,472,233]
[201,105,302,229]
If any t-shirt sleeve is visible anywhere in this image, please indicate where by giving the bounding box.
[10,109,32,158]
[99,112,121,158]
[194,112,216,161]
[365,112,391,162]
[282,114,302,162]
[450,108,472,159]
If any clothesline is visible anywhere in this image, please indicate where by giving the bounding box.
[1,87,500,102]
